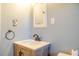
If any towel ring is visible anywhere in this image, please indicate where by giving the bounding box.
[5,30,15,40]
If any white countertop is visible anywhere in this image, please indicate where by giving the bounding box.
[14,39,50,50]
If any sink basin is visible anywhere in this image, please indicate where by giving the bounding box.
[14,39,50,50]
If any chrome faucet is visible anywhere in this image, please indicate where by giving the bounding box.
[33,34,41,41]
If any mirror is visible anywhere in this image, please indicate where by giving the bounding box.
[33,3,47,28]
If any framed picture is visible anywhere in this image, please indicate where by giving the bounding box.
[33,3,47,28]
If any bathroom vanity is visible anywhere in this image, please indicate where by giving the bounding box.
[13,40,50,56]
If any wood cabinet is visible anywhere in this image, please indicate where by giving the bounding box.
[13,40,50,56]
[14,44,32,56]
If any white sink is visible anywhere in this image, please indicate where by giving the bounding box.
[14,39,50,50]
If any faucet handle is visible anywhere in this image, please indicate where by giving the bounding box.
[33,34,38,37]
[33,34,41,41]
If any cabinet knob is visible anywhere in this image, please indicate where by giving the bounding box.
[19,49,24,56]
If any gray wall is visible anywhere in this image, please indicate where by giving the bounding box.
[32,3,79,54]
[0,4,1,41]
[0,4,1,39]
[0,3,32,56]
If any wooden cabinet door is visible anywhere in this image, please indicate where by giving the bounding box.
[13,44,32,56]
